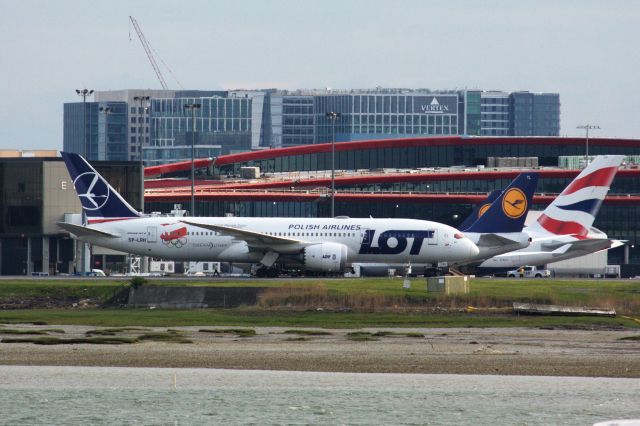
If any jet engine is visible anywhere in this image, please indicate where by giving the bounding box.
[303,242,348,272]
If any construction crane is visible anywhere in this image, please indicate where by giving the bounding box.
[129,16,169,90]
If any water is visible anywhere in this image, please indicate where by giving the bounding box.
[0,366,638,425]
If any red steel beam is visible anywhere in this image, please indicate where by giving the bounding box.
[144,191,640,206]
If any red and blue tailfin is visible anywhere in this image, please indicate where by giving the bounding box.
[458,190,502,231]
[463,172,539,233]
[60,152,141,223]
[527,155,624,237]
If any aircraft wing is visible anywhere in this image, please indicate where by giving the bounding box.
[474,233,524,248]
[547,238,616,257]
[57,222,119,238]
[566,238,617,254]
[180,220,307,248]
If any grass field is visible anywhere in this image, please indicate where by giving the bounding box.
[1,308,638,329]
[0,276,639,328]
[1,277,639,304]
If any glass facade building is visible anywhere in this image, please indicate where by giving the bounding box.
[510,92,560,136]
[63,101,128,161]
[146,96,252,165]
[65,88,561,165]
[314,92,460,143]
[281,95,314,147]
[481,92,510,136]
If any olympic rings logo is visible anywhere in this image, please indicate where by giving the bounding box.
[162,237,187,248]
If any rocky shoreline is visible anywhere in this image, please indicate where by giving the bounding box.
[1,325,639,378]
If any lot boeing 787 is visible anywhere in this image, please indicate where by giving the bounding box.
[58,152,480,274]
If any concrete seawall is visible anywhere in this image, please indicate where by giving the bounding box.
[127,286,267,308]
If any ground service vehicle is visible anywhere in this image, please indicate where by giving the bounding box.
[507,265,551,278]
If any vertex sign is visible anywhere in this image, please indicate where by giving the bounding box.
[415,95,458,115]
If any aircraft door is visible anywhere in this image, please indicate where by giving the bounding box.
[147,226,157,243]
[428,229,438,245]
[360,229,373,245]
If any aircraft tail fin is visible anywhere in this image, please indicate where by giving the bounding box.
[527,155,624,237]
[463,172,538,233]
[60,152,141,222]
[458,190,502,231]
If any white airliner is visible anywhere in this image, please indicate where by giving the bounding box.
[477,155,625,270]
[58,152,480,274]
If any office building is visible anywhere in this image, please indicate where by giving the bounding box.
[64,88,561,165]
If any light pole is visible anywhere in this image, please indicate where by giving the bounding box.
[75,89,93,274]
[184,103,201,216]
[325,111,341,217]
[133,95,150,213]
[75,89,94,159]
[577,124,600,166]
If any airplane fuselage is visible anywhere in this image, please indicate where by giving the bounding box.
[79,217,479,267]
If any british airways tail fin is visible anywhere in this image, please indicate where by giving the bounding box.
[60,152,141,222]
[458,190,502,231]
[463,172,538,233]
[527,155,624,237]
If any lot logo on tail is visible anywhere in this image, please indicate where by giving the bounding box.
[501,188,527,219]
[73,172,110,211]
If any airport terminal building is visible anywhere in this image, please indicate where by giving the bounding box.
[144,136,640,270]
[0,155,142,275]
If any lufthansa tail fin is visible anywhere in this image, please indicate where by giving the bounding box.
[458,190,502,231]
[60,152,141,222]
[527,155,624,237]
[463,172,539,233]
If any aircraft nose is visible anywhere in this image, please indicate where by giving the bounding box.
[466,238,480,258]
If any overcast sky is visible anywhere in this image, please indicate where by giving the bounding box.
[1,0,638,150]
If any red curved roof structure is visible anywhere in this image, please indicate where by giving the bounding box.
[144,190,640,206]
[142,136,640,207]
[214,136,640,166]
[144,136,640,176]
[145,168,640,191]
[144,158,214,177]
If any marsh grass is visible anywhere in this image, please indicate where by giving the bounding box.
[285,336,311,341]
[619,335,640,341]
[86,327,149,336]
[372,331,425,338]
[346,331,379,341]
[0,321,49,326]
[1,309,638,329]
[282,329,332,336]
[0,329,50,335]
[254,279,640,315]
[198,328,257,337]
[258,284,403,311]
[2,330,191,345]
[1,336,138,345]
[137,332,192,344]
